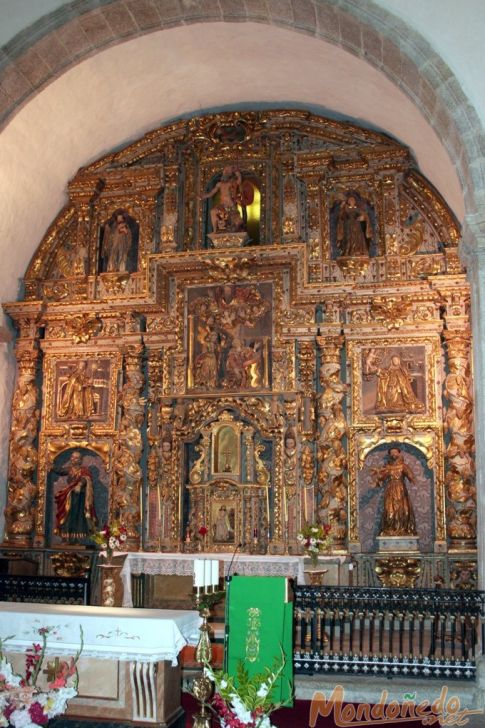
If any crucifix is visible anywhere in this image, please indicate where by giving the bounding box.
[43,656,60,682]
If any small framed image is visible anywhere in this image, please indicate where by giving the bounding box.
[210,500,238,546]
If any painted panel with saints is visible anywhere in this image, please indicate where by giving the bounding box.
[361,346,426,416]
[187,282,272,392]
[54,359,111,424]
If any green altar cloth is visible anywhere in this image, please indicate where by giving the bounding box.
[225,575,294,705]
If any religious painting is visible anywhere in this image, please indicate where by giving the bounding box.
[210,500,237,546]
[361,346,426,416]
[329,191,377,259]
[47,447,109,547]
[187,282,272,392]
[53,358,112,424]
[358,444,433,553]
[98,208,139,274]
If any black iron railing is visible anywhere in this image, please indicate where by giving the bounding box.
[294,585,485,680]
[0,574,90,605]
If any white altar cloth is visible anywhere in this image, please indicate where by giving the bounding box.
[120,552,307,607]
[0,601,200,665]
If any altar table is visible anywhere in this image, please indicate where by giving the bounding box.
[120,552,308,607]
[0,601,200,726]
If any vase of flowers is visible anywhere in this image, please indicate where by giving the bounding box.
[91,521,127,563]
[0,626,83,728]
[201,655,289,728]
[297,522,332,568]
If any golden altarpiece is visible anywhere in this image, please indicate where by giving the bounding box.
[1,110,476,589]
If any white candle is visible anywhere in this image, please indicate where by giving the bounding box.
[194,560,205,588]
[204,560,212,590]
[211,560,219,588]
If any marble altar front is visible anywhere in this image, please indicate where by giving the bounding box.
[1,601,200,726]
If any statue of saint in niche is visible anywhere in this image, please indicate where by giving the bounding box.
[363,348,425,414]
[335,193,373,257]
[53,450,97,542]
[371,447,417,537]
[100,208,138,273]
[201,165,254,234]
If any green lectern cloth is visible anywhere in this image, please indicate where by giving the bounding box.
[225,575,294,706]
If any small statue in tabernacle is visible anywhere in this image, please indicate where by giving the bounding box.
[372,447,417,537]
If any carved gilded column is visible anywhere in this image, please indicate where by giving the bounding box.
[160,151,179,252]
[183,148,196,250]
[298,340,316,524]
[442,325,476,549]
[4,334,41,546]
[316,334,348,549]
[112,344,145,549]
[281,155,298,244]
[301,173,323,283]
[68,177,103,275]
[146,349,163,550]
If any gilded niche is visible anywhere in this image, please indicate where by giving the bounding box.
[2,109,475,584]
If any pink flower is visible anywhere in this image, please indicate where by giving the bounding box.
[49,676,67,689]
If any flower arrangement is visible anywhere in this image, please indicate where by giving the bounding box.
[91,521,127,562]
[297,522,332,567]
[0,626,83,728]
[202,656,289,728]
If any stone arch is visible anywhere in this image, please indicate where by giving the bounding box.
[0,0,482,217]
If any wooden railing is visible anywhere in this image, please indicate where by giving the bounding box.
[294,585,485,680]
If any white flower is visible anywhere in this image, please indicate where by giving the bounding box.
[8,709,35,728]
[120,533,127,541]
[108,536,116,549]
[309,537,316,546]
[256,681,269,698]
[41,687,77,718]
[311,527,319,533]
[0,659,22,687]
[203,666,215,681]
[230,694,252,724]
[219,679,228,689]
[296,533,304,542]
[256,716,274,728]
